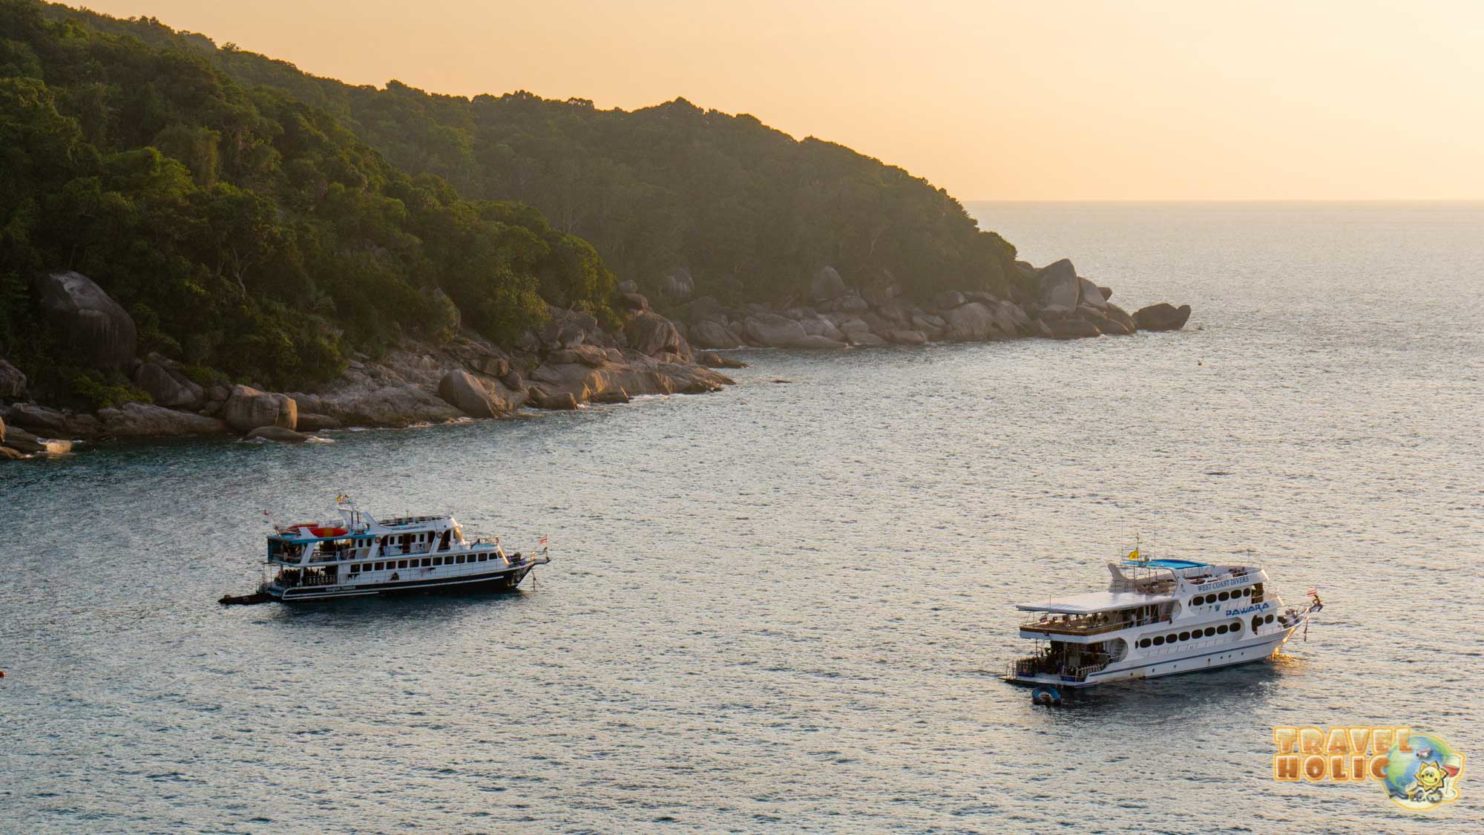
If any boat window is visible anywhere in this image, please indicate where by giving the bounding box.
[1153,636,1164,646]
[1177,631,1188,641]
[1204,627,1215,637]
[1252,616,1262,632]
[1138,638,1150,648]
[1266,614,1275,624]
[1165,634,1176,644]
[1230,620,1243,633]
[1191,595,1202,606]
[421,558,431,567]
[1217,591,1228,602]
[1216,624,1227,634]
[398,559,409,569]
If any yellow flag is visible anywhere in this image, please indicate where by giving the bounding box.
[1127,547,1141,561]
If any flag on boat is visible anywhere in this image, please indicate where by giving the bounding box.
[1127,547,1141,561]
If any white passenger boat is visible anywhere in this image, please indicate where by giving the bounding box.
[256,499,549,602]
[1007,552,1321,692]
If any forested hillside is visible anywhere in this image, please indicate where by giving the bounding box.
[0,0,614,399]
[47,2,1026,307]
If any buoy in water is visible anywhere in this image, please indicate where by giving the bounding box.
[1031,685,1062,707]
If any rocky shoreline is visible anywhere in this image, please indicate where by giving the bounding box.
[0,259,1189,460]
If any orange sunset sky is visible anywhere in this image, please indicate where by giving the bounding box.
[72,0,1484,201]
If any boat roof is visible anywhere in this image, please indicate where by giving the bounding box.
[1016,590,1174,614]
[1126,558,1210,570]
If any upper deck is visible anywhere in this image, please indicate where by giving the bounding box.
[1017,557,1268,637]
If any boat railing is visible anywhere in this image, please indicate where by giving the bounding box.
[1020,611,1163,635]
[271,568,335,589]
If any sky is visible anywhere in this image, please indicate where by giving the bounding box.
[72,0,1484,201]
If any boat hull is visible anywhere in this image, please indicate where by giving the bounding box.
[1007,628,1299,689]
[267,565,538,602]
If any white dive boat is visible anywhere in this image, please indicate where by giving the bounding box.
[1007,554,1321,690]
[256,500,549,602]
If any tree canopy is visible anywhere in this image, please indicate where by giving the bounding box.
[1,0,613,398]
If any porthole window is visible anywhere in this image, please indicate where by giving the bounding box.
[1166,634,1176,644]
[1228,621,1242,634]
[1252,616,1262,632]
[1153,636,1165,646]
[1266,614,1275,624]
[1218,592,1229,602]
[1216,624,1227,634]
[1204,627,1216,637]
[1139,638,1151,648]
[1191,595,1203,606]
[1179,631,1190,641]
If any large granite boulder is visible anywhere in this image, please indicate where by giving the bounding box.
[625,311,691,360]
[34,271,137,369]
[2,425,70,455]
[1078,308,1132,336]
[549,344,608,369]
[1038,259,1081,309]
[1100,303,1138,333]
[296,412,342,432]
[222,385,297,433]
[527,387,580,410]
[943,302,996,341]
[437,370,510,419]
[0,359,25,399]
[690,320,741,349]
[1078,278,1108,309]
[245,425,312,444]
[810,266,847,302]
[1044,317,1102,339]
[799,316,845,342]
[1133,303,1192,332]
[97,403,228,436]
[133,362,205,410]
[744,313,846,348]
[5,403,101,436]
[744,313,807,347]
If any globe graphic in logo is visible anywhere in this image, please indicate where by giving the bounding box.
[1383,732,1464,810]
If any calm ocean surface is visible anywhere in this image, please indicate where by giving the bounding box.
[2,203,1481,832]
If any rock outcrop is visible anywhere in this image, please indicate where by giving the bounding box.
[222,385,298,433]
[1133,303,1192,332]
[1038,259,1082,309]
[626,311,692,360]
[97,403,228,436]
[437,370,511,419]
[245,425,312,443]
[133,361,205,410]
[33,271,137,369]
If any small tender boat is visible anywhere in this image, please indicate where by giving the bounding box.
[1007,550,1322,692]
[255,498,549,602]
